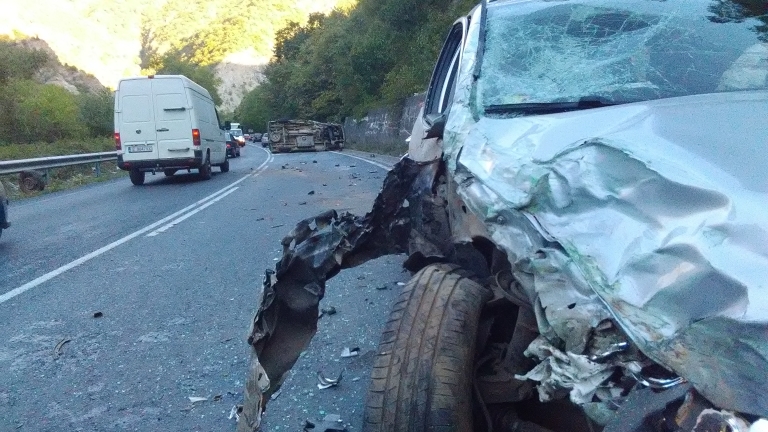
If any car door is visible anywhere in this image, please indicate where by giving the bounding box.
[409,17,468,162]
[152,79,194,160]
[118,79,159,161]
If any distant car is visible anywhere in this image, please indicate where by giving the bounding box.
[230,128,246,147]
[261,133,269,148]
[0,182,9,239]
[225,132,241,158]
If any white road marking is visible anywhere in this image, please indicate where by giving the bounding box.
[146,187,239,236]
[0,147,273,305]
[145,147,273,237]
[330,151,394,170]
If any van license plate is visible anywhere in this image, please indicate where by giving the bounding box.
[129,145,153,153]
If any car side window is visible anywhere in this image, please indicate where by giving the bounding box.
[424,20,467,116]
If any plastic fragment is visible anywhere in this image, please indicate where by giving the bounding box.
[340,347,360,358]
[53,338,71,358]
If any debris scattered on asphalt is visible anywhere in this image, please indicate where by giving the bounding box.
[317,369,344,389]
[308,190,315,195]
[334,164,340,167]
[340,347,360,358]
[93,311,103,318]
[322,183,327,186]
[271,224,285,228]
[281,165,286,170]
[53,338,71,358]
[299,201,307,205]
[397,282,406,286]
[351,377,361,382]
[375,285,388,290]
[256,217,265,221]
[368,170,377,174]
[270,390,282,400]
[213,394,223,402]
[349,165,356,168]
[304,414,347,431]
[321,306,337,316]
[229,405,241,421]
[188,396,208,403]
[313,160,318,164]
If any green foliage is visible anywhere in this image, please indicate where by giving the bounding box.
[236,0,479,126]
[0,40,113,144]
[0,39,50,83]
[0,79,87,143]
[76,88,115,138]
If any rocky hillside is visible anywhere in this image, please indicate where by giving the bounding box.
[11,38,106,95]
[0,0,352,107]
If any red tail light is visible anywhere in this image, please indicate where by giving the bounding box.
[114,132,121,150]
[227,143,231,148]
[192,129,201,146]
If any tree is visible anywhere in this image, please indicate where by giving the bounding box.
[0,79,86,143]
[0,39,50,83]
[77,88,114,137]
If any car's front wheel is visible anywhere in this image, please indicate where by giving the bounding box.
[363,264,490,432]
[129,169,145,186]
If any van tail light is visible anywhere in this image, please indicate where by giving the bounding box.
[114,132,122,150]
[192,129,201,146]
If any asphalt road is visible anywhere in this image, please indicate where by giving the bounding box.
[0,146,407,431]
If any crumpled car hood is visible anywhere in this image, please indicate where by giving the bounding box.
[447,89,768,416]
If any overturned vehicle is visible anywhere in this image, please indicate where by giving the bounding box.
[267,119,345,152]
[240,1,768,431]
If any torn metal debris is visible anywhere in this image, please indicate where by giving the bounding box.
[317,369,344,390]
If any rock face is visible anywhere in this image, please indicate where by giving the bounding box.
[14,37,106,94]
[214,50,267,112]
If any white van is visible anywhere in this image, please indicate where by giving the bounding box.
[114,75,228,185]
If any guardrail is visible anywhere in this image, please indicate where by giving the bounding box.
[0,151,119,193]
[0,151,118,176]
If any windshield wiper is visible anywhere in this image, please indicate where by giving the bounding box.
[485,96,619,115]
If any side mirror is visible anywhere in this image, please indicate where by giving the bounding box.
[424,113,446,139]
[224,121,232,131]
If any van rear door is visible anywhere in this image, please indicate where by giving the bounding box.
[118,79,159,161]
[152,79,194,160]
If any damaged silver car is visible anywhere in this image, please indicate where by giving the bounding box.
[239,1,768,431]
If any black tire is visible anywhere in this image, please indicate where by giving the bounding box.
[164,169,176,177]
[220,159,230,173]
[363,264,490,432]
[199,155,212,180]
[129,169,145,186]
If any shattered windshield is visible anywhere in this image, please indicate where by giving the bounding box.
[479,0,768,112]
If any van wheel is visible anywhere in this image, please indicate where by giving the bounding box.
[363,264,490,432]
[220,159,230,173]
[199,156,212,180]
[129,169,145,186]
[164,169,176,177]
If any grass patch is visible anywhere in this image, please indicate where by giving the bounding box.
[0,137,114,160]
[345,139,407,157]
[0,138,124,200]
